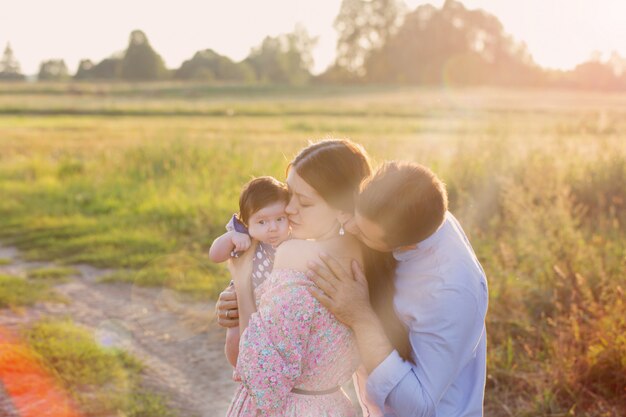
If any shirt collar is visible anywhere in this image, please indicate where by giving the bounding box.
[392,211,449,261]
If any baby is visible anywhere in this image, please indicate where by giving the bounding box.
[209,176,291,366]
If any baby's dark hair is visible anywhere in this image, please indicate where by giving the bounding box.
[238,176,289,226]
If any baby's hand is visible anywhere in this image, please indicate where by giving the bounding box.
[231,232,251,253]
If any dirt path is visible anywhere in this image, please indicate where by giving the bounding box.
[0,244,239,417]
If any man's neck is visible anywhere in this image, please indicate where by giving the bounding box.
[394,244,417,252]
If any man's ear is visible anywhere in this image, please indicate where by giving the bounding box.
[337,211,354,226]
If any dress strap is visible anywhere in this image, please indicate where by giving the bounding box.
[291,386,341,396]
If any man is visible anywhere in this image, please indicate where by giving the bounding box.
[217,161,488,417]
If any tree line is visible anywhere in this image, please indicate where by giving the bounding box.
[0,25,315,86]
[1,0,625,90]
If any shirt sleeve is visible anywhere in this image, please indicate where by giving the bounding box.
[226,214,249,234]
[225,215,236,232]
[354,365,384,417]
[366,286,484,417]
[235,278,316,415]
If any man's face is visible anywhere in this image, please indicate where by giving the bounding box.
[345,210,394,252]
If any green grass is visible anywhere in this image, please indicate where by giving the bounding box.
[1,84,624,416]
[27,266,80,283]
[0,274,56,308]
[25,318,175,417]
[99,251,229,299]
[0,258,11,265]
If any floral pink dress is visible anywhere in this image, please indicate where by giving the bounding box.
[226,269,359,417]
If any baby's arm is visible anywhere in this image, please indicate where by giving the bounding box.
[209,231,251,263]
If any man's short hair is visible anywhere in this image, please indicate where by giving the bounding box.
[357,161,448,247]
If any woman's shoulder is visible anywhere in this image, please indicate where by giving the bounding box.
[273,239,322,273]
[273,236,362,273]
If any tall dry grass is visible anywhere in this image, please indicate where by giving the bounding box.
[0,85,624,415]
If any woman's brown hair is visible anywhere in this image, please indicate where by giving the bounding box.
[290,139,414,363]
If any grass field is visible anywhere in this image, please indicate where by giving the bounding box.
[25,318,175,417]
[1,83,624,416]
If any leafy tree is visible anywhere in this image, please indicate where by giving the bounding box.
[334,0,405,75]
[363,0,540,86]
[0,43,25,81]
[174,49,255,82]
[608,51,626,77]
[566,54,626,91]
[38,59,70,81]
[74,59,95,80]
[120,30,167,81]
[91,57,122,79]
[244,26,317,85]
[74,57,122,80]
[288,24,317,74]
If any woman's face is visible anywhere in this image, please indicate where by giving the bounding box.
[285,169,341,240]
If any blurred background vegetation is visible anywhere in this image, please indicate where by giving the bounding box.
[1,0,625,416]
[1,84,624,416]
[2,0,626,90]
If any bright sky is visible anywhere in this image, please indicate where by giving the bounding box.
[1,0,625,76]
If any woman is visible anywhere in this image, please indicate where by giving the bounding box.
[224,140,411,416]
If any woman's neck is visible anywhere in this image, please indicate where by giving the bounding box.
[314,224,341,242]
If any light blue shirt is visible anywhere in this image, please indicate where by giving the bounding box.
[364,212,488,417]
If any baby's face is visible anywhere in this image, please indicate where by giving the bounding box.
[247,201,290,247]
